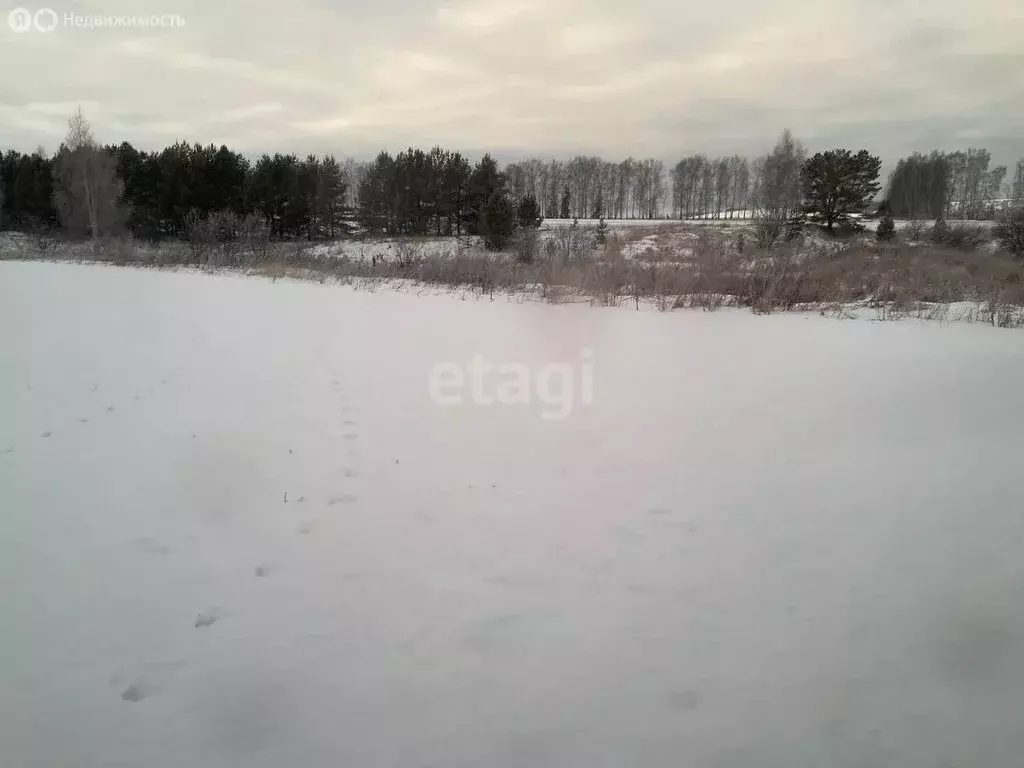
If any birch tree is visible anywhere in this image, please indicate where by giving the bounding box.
[754,129,806,220]
[52,108,125,240]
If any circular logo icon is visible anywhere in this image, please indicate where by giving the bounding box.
[8,7,33,32]
[34,8,57,32]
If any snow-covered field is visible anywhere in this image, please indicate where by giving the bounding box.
[3,261,1024,768]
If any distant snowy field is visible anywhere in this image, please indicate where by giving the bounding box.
[3,261,1024,768]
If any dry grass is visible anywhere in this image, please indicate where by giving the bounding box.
[4,228,1023,327]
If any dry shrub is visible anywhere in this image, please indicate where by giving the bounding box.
[11,220,1024,327]
[584,259,628,306]
[995,209,1024,259]
[754,216,784,248]
[940,223,990,250]
[906,219,927,243]
[392,239,420,268]
[511,227,540,264]
[98,235,138,265]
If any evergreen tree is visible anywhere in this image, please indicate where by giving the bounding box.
[516,193,542,229]
[1,149,57,230]
[466,154,503,235]
[443,151,471,236]
[111,142,159,237]
[800,149,881,232]
[876,212,896,241]
[560,185,571,219]
[480,190,515,250]
[357,152,394,235]
[248,153,304,238]
[318,155,348,238]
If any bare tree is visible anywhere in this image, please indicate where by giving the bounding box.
[963,148,991,219]
[728,155,751,219]
[714,158,730,218]
[754,129,806,220]
[1014,159,1024,209]
[52,108,125,240]
[984,165,1007,218]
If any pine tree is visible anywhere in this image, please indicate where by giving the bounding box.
[516,193,542,229]
[356,152,394,235]
[467,154,503,235]
[318,155,348,238]
[800,149,881,232]
[876,212,896,241]
[560,185,571,219]
[480,190,515,250]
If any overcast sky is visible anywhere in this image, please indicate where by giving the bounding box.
[2,0,1022,163]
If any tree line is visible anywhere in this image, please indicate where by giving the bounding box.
[886,150,1024,220]
[503,157,666,220]
[2,110,1022,248]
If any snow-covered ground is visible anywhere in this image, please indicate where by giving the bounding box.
[3,261,1024,768]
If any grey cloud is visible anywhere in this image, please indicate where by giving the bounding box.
[0,0,1020,164]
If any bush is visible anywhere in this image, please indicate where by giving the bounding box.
[784,214,806,242]
[943,224,988,250]
[550,223,595,264]
[511,227,539,264]
[877,213,896,241]
[754,216,784,248]
[995,209,1024,259]
[928,218,989,250]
